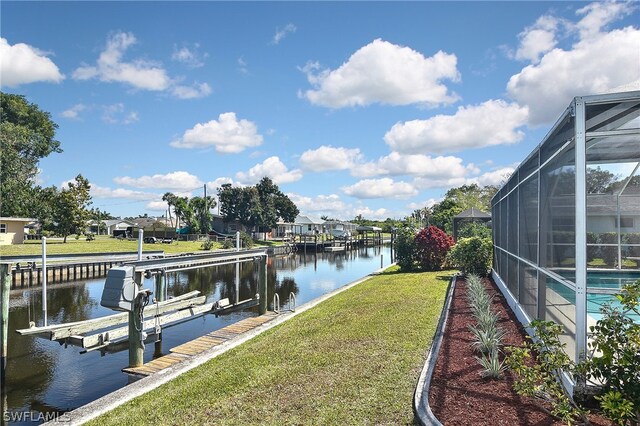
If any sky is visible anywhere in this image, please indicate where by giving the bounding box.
[2,1,639,221]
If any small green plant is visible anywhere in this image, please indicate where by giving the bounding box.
[469,323,506,354]
[476,349,505,379]
[505,320,588,424]
[473,308,499,331]
[201,239,214,250]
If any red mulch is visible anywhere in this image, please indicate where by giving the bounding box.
[428,276,612,426]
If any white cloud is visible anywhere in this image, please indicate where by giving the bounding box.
[351,205,395,221]
[170,112,263,153]
[171,44,207,68]
[236,156,303,185]
[342,178,417,199]
[467,167,515,187]
[73,31,211,99]
[384,100,529,154]
[412,176,468,191]
[146,200,169,211]
[90,184,157,200]
[575,1,632,40]
[287,193,346,213]
[206,177,235,191]
[238,57,249,75]
[272,23,297,45]
[507,3,640,125]
[114,171,203,190]
[102,103,139,124]
[61,104,87,120]
[299,146,363,172]
[515,15,560,63]
[301,38,460,108]
[352,152,473,179]
[73,31,171,91]
[0,38,64,87]
[171,82,212,99]
[407,199,439,210]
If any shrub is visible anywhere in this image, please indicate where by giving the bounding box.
[505,320,588,424]
[599,232,618,267]
[581,280,640,425]
[394,226,417,271]
[414,226,453,271]
[221,232,254,249]
[449,237,493,276]
[201,238,214,250]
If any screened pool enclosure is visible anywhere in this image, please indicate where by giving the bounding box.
[491,91,640,390]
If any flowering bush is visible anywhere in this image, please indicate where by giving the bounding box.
[414,225,454,271]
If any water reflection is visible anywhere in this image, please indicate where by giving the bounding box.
[4,245,391,423]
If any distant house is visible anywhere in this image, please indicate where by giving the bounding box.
[211,213,245,235]
[103,219,135,237]
[0,217,36,245]
[323,220,358,237]
[275,215,324,237]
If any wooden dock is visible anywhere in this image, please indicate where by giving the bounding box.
[123,312,278,376]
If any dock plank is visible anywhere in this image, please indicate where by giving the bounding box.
[123,312,277,377]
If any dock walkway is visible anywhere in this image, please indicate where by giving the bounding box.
[123,312,278,376]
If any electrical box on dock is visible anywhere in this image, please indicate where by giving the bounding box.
[101,266,139,312]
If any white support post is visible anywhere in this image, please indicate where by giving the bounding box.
[574,98,587,364]
[42,237,48,327]
[236,231,240,251]
[138,229,144,261]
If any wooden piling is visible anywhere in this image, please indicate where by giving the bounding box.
[258,255,267,315]
[153,273,165,358]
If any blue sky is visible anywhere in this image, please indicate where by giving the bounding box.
[2,1,639,220]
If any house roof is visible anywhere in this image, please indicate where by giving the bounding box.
[356,225,382,232]
[0,217,37,223]
[103,219,134,227]
[455,207,491,219]
[294,215,324,225]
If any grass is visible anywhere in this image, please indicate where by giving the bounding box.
[90,266,452,425]
[0,235,282,256]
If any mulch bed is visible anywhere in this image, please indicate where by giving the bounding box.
[428,275,612,426]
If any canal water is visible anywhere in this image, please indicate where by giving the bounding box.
[4,245,392,422]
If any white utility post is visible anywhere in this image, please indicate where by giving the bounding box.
[42,237,47,327]
[138,229,144,261]
[236,231,240,251]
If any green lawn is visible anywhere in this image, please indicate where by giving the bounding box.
[0,235,221,256]
[91,267,451,425]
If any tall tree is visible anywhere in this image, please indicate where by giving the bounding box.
[189,196,216,234]
[50,175,92,242]
[0,92,62,217]
[217,178,298,234]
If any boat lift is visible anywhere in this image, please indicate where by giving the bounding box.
[15,249,269,368]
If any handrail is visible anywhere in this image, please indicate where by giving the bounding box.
[273,293,280,314]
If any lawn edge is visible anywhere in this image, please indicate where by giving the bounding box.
[413,273,458,426]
